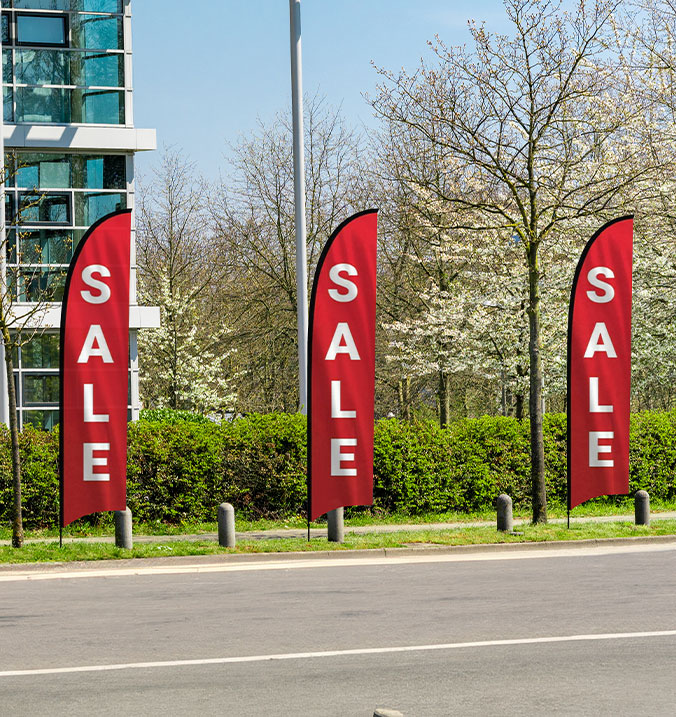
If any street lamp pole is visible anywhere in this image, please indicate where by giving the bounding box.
[289,4,343,541]
[289,0,308,414]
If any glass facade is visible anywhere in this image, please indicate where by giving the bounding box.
[6,151,127,302]
[2,0,148,431]
[2,1,125,124]
[12,333,133,429]
[7,149,132,428]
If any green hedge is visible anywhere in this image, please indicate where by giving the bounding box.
[2,410,676,529]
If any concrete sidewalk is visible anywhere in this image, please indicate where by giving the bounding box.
[3,511,676,546]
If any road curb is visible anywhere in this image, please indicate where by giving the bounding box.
[1,533,675,575]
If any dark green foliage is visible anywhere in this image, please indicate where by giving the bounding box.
[629,411,676,501]
[0,424,60,529]
[127,420,223,523]
[219,413,307,519]
[2,410,676,529]
[373,415,569,512]
[373,418,458,513]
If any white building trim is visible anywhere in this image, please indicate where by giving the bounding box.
[3,125,156,152]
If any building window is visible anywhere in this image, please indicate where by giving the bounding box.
[9,1,122,12]
[3,49,11,82]
[13,229,74,264]
[71,13,122,50]
[82,154,125,188]
[23,410,59,430]
[16,86,70,123]
[74,190,124,224]
[19,192,71,224]
[16,14,67,47]
[21,333,59,368]
[3,86,13,122]
[23,373,59,406]
[12,334,60,430]
[78,52,123,86]
[2,4,125,125]
[16,153,70,188]
[77,87,124,123]
[14,48,70,85]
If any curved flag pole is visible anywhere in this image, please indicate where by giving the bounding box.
[59,209,132,547]
[566,215,633,528]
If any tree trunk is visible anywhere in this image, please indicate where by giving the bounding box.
[397,376,411,421]
[438,370,451,427]
[526,242,547,524]
[3,329,23,547]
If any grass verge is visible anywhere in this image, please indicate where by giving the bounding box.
[3,499,676,542]
[1,519,675,565]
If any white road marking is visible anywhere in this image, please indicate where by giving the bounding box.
[1,541,675,582]
[1,630,675,678]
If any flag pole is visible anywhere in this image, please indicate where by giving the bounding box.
[289,0,310,539]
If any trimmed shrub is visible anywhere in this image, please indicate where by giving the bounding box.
[0,424,60,529]
[2,410,676,529]
[629,410,676,501]
[373,418,458,513]
[219,413,307,519]
[127,419,223,523]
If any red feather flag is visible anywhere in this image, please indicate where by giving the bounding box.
[308,210,377,520]
[568,216,633,509]
[60,210,131,526]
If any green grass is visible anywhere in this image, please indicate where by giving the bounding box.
[2,519,675,565]
[3,498,675,542]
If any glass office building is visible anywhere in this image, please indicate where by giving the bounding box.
[1,0,158,429]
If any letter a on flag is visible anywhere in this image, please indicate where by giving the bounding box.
[568,216,633,509]
[308,209,377,520]
[60,210,131,526]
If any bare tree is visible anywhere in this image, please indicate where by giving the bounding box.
[212,97,369,412]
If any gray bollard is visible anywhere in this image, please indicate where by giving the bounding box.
[374,710,404,717]
[635,490,650,526]
[218,503,236,547]
[114,507,133,549]
[496,494,513,532]
[327,507,344,543]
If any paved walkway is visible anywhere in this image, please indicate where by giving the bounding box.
[2,512,675,546]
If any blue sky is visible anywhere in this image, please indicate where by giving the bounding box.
[132,1,510,181]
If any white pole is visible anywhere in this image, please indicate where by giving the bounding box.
[289,0,308,414]
[289,3,343,540]
[0,30,9,427]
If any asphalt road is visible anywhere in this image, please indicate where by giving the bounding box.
[2,544,676,716]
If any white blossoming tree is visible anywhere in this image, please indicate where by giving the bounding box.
[372,0,663,523]
[139,274,237,416]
